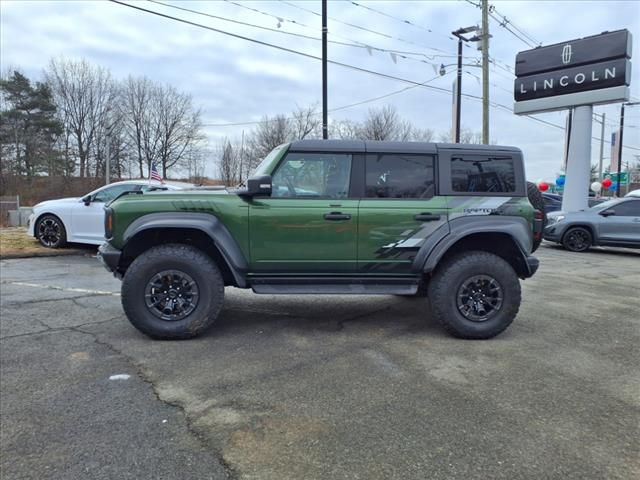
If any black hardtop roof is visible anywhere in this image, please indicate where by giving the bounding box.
[289,139,520,154]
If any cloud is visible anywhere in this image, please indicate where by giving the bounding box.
[1,0,638,180]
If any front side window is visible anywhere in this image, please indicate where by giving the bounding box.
[271,152,352,198]
[93,184,140,202]
[451,156,515,193]
[366,154,435,199]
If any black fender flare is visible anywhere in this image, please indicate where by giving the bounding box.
[414,216,535,276]
[123,212,249,287]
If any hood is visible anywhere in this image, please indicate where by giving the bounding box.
[34,197,81,208]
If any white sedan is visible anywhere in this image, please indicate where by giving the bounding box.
[27,180,189,247]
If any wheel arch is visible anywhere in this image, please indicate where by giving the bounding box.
[120,212,248,287]
[561,223,597,245]
[418,217,535,279]
[33,211,67,238]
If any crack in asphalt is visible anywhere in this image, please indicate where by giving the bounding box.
[70,324,240,480]
[1,293,113,307]
[0,316,122,341]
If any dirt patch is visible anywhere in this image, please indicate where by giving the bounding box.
[0,227,94,259]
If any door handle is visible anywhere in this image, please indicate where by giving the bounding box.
[324,212,352,221]
[414,213,441,222]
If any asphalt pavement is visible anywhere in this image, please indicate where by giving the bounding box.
[1,244,639,480]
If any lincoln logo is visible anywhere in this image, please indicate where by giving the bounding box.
[562,44,573,64]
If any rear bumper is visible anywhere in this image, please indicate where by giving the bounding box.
[98,242,122,277]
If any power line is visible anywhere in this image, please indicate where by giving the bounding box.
[109,1,477,97]
[279,0,451,54]
[111,0,640,153]
[203,72,451,126]
[149,0,461,70]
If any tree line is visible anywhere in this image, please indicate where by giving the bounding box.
[0,58,205,180]
[216,104,484,185]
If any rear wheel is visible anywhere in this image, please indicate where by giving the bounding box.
[562,227,592,252]
[428,251,521,339]
[36,214,67,248]
[526,181,546,252]
[121,244,224,339]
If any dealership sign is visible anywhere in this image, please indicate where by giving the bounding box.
[514,30,632,114]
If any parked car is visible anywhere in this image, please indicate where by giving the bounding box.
[28,180,192,247]
[98,140,543,340]
[544,197,640,251]
[542,193,563,214]
[626,189,640,197]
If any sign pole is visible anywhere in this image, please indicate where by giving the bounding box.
[616,103,625,197]
[562,105,593,212]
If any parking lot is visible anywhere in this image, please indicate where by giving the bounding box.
[1,244,639,480]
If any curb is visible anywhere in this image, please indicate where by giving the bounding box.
[0,249,95,260]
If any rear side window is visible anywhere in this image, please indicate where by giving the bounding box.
[451,156,515,193]
[366,154,435,198]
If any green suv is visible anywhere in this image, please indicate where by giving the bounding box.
[98,140,542,340]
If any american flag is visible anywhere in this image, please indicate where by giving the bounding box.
[149,162,163,182]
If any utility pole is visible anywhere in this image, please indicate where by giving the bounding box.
[481,0,490,144]
[455,38,463,143]
[594,113,605,180]
[321,0,328,139]
[451,26,480,143]
[616,102,639,196]
[105,125,112,185]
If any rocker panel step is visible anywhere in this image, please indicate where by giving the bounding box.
[249,276,419,295]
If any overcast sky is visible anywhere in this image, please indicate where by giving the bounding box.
[1,0,639,180]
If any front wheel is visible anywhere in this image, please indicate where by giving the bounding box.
[562,227,592,252]
[36,214,67,248]
[428,251,521,339]
[121,244,224,339]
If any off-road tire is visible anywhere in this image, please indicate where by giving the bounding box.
[562,226,592,252]
[35,214,67,248]
[526,181,546,253]
[121,244,224,339]
[428,251,521,339]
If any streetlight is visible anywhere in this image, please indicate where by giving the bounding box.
[616,101,640,196]
[451,26,480,143]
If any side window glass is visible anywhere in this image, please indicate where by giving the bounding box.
[93,184,140,202]
[612,200,640,216]
[451,156,515,193]
[366,154,435,198]
[271,153,352,198]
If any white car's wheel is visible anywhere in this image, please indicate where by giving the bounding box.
[36,214,67,248]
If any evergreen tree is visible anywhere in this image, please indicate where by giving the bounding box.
[0,71,64,176]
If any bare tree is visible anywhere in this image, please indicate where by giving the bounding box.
[121,75,153,177]
[46,57,116,177]
[154,84,204,178]
[217,138,240,186]
[438,128,484,144]
[410,128,435,142]
[330,119,362,139]
[291,104,321,140]
[361,105,412,141]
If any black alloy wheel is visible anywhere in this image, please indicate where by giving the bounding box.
[562,227,592,252]
[36,215,67,248]
[456,274,504,322]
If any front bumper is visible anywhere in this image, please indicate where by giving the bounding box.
[98,242,122,276]
[543,223,564,242]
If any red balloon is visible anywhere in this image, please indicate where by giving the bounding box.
[602,178,612,188]
[538,181,549,192]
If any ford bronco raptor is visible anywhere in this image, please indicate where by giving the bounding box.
[98,140,542,340]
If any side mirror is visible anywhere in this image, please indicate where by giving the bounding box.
[600,209,615,217]
[82,195,91,206]
[240,175,272,198]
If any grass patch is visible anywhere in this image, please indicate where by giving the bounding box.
[0,227,93,259]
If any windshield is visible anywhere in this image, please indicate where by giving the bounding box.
[590,198,620,211]
[251,143,288,177]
